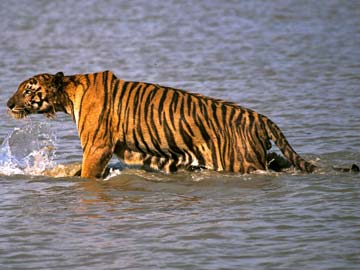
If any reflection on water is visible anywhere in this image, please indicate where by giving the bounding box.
[0,0,359,269]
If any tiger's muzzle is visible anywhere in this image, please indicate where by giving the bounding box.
[7,97,30,119]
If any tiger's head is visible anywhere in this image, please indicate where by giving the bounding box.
[7,72,64,119]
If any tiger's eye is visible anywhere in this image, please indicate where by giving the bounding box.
[23,89,32,96]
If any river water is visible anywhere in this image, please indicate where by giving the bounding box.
[0,0,359,269]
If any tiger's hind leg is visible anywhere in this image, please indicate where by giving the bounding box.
[266,152,292,172]
[74,169,81,176]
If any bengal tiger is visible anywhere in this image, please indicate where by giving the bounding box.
[6,70,319,178]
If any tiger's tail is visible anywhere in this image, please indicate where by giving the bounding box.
[263,116,316,173]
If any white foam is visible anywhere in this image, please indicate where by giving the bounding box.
[104,167,122,180]
[0,122,57,176]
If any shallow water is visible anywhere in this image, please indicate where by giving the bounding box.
[0,0,359,269]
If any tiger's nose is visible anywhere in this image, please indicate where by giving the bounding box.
[7,97,15,110]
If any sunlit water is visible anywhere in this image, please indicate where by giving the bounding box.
[0,0,359,269]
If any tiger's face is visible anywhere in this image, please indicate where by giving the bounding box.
[7,72,64,119]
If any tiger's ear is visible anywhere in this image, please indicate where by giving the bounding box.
[53,71,64,89]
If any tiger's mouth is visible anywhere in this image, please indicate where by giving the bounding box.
[7,105,56,120]
[7,107,30,119]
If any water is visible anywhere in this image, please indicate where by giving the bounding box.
[0,0,359,269]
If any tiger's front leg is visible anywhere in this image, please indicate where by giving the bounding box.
[81,145,113,178]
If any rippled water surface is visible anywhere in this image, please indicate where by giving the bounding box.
[0,0,359,269]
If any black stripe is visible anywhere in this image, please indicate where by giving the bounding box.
[132,84,142,125]
[221,104,228,124]
[79,112,90,145]
[208,104,225,170]
[82,133,90,153]
[171,91,179,112]
[169,160,178,172]
[168,91,178,130]
[106,75,118,138]
[198,122,210,142]
[163,119,182,158]
[122,82,140,135]
[149,104,161,143]
[228,139,235,171]
[119,81,131,101]
[186,94,193,117]
[112,79,120,103]
[198,99,209,120]
[245,114,265,167]
[78,74,92,128]
[179,93,185,117]
[143,91,168,157]
[211,102,221,129]
[132,129,145,154]
[191,97,199,121]
[179,120,194,149]
[117,81,129,117]
[229,107,237,124]
[143,87,156,120]
[158,87,168,113]
[92,72,109,144]
[136,120,151,153]
[193,146,205,168]
[158,88,168,125]
[115,81,128,133]
[182,117,195,137]
[235,110,244,126]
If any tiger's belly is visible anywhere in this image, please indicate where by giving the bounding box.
[114,121,266,173]
[117,148,210,173]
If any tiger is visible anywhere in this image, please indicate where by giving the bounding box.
[7,70,318,178]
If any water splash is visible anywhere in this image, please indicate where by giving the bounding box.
[0,122,57,176]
